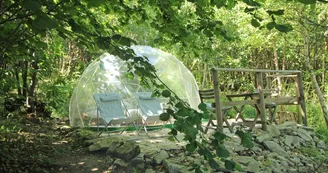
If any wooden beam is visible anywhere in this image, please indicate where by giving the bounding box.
[296,72,307,126]
[213,68,301,74]
[266,74,298,78]
[212,68,223,132]
[256,72,267,131]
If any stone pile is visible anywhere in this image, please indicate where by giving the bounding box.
[87,122,328,173]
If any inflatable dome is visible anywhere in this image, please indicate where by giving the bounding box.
[69,45,200,127]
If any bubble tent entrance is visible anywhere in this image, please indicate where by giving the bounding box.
[69,45,201,127]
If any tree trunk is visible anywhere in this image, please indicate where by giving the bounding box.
[28,61,39,113]
[14,66,21,95]
[22,60,28,97]
[304,36,328,127]
[273,45,282,97]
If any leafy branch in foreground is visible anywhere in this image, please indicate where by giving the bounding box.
[122,50,253,171]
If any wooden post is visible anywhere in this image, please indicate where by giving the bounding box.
[256,72,267,131]
[212,68,223,132]
[296,72,307,126]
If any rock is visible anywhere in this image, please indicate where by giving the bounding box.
[278,121,297,128]
[110,141,140,161]
[284,135,294,147]
[89,137,123,152]
[263,141,288,157]
[297,128,313,142]
[112,159,128,172]
[154,150,170,165]
[298,166,308,173]
[267,125,281,137]
[292,136,301,148]
[317,140,326,149]
[130,157,145,171]
[256,133,272,143]
[234,156,255,165]
[313,136,319,142]
[290,157,301,165]
[247,160,262,172]
[145,169,156,173]
[163,158,188,173]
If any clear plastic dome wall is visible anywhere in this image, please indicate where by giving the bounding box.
[69,45,200,127]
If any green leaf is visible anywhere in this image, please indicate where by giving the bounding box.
[224,160,236,170]
[88,0,108,7]
[195,167,203,173]
[266,22,276,30]
[22,0,41,12]
[211,0,227,8]
[266,10,284,16]
[169,129,178,136]
[235,163,243,171]
[275,24,293,33]
[298,0,316,4]
[209,159,220,169]
[244,7,256,13]
[242,0,261,6]
[213,131,228,143]
[159,112,170,121]
[168,136,175,142]
[162,90,171,97]
[251,19,261,27]
[216,144,230,158]
[198,103,207,111]
[32,14,58,30]
[186,142,197,152]
[111,34,136,46]
[235,130,254,148]
[187,127,198,138]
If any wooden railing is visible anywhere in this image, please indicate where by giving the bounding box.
[211,68,307,132]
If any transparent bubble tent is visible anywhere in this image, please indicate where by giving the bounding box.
[69,45,200,127]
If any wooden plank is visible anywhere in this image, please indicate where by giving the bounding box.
[266,74,297,78]
[212,69,223,132]
[264,97,299,105]
[221,100,257,107]
[296,73,307,126]
[256,72,267,131]
[220,97,299,107]
[212,68,301,73]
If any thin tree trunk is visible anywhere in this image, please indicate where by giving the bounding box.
[14,66,21,95]
[28,60,39,113]
[304,36,328,127]
[22,60,28,97]
[273,46,282,97]
[202,63,207,89]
